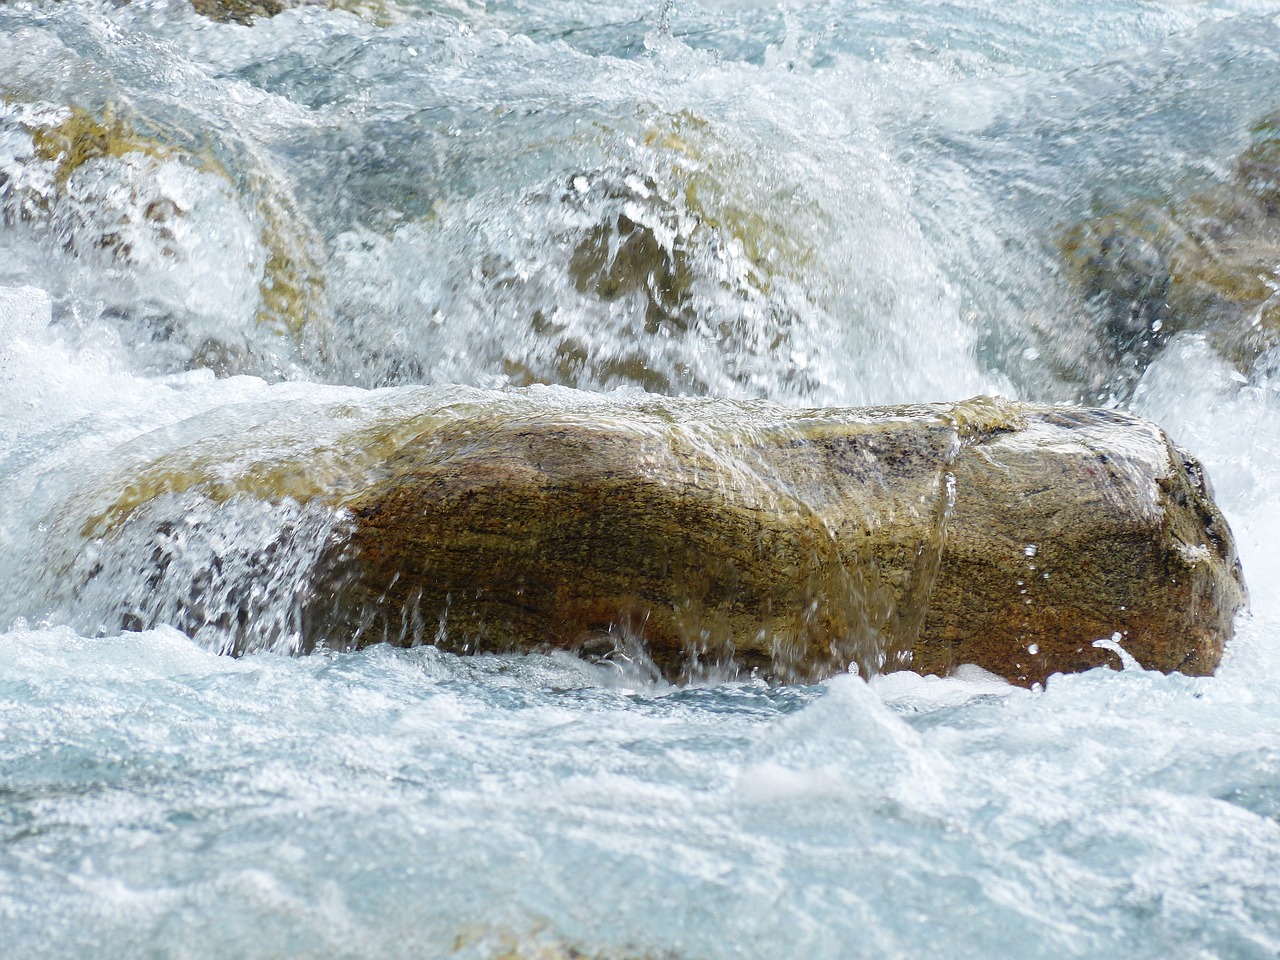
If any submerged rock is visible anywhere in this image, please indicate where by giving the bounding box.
[77,389,1245,687]
[0,97,327,374]
[320,104,838,398]
[1056,114,1280,397]
[449,924,679,960]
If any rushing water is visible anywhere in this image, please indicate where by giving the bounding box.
[3,0,1280,956]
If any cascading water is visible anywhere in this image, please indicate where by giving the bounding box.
[2,1,1280,957]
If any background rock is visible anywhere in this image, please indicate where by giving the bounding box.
[1055,113,1280,398]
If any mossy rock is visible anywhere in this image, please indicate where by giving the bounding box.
[78,388,1245,687]
[1,97,328,359]
[27,105,175,185]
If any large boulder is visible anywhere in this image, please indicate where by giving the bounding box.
[80,388,1245,687]
[318,393,1245,685]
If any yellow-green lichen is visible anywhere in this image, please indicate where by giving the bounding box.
[27,105,175,186]
[79,403,465,539]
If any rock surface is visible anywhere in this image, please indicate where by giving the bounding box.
[85,388,1243,686]
[189,0,309,24]
[296,393,1241,686]
[0,97,327,371]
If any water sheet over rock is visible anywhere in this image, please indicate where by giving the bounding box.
[77,388,1246,687]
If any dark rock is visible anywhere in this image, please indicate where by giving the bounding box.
[1056,114,1280,397]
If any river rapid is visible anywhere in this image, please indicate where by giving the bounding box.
[2,1,1280,957]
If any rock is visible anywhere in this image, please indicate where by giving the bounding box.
[323,106,831,397]
[189,0,304,25]
[1056,114,1280,397]
[449,923,677,960]
[82,388,1246,687]
[189,0,388,24]
[0,97,328,372]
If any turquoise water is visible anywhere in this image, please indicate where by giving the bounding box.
[2,1,1280,956]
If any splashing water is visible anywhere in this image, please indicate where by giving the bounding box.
[3,1,1280,957]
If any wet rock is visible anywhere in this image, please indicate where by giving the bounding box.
[449,924,679,960]
[0,98,327,372]
[323,107,827,397]
[82,389,1246,687]
[1056,113,1280,397]
[190,0,392,24]
[188,0,314,25]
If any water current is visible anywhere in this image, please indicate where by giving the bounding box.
[3,0,1280,956]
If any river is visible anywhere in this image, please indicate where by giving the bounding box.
[2,0,1280,956]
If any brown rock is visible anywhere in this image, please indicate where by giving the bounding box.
[268,390,1245,687]
[189,0,291,24]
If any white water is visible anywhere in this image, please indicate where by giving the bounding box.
[2,1,1280,956]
